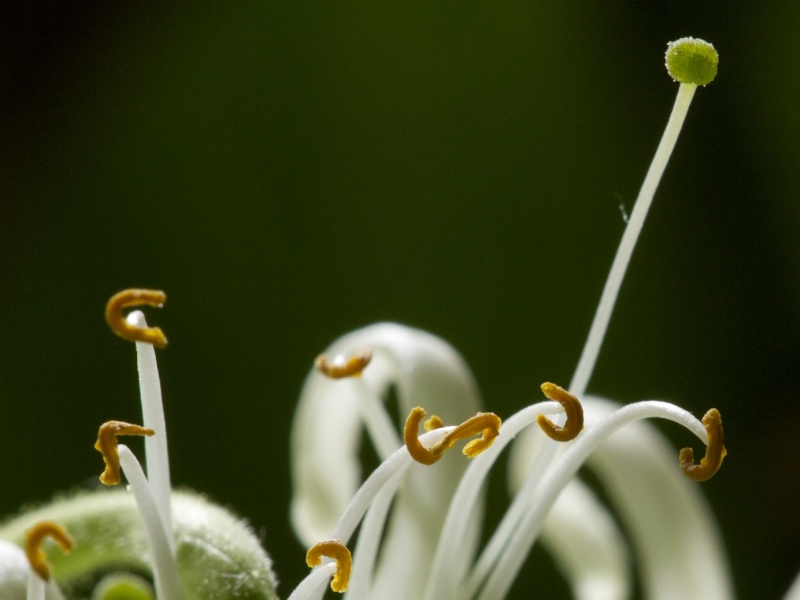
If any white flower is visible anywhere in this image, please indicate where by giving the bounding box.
[7,35,789,600]
[285,37,736,600]
[288,324,732,600]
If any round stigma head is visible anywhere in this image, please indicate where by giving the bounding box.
[665,37,718,86]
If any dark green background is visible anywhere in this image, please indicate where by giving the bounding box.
[2,2,798,598]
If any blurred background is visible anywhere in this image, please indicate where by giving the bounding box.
[1,2,798,598]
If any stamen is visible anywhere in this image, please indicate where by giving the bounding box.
[680,408,726,481]
[306,539,352,593]
[95,420,155,485]
[473,400,722,600]
[105,289,168,348]
[405,407,502,465]
[25,521,74,581]
[537,382,584,442]
[314,350,373,379]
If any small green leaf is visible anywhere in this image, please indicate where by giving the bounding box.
[665,37,718,86]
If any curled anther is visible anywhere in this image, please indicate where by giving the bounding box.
[95,420,155,485]
[105,289,168,348]
[25,521,74,581]
[537,382,584,442]
[405,407,502,465]
[306,539,352,593]
[680,408,727,481]
[314,349,373,379]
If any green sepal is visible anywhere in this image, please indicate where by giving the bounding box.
[0,489,279,600]
[665,37,718,86]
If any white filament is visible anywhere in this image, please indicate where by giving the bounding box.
[345,474,403,600]
[285,562,337,600]
[118,445,184,600]
[289,427,453,599]
[329,427,452,543]
[570,83,698,398]
[26,573,44,600]
[422,401,562,600]
[351,374,401,459]
[477,401,707,599]
[126,311,174,543]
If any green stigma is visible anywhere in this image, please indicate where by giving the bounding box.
[665,37,718,86]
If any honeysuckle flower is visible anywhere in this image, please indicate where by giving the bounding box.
[286,37,735,600]
[5,35,789,600]
[288,323,731,600]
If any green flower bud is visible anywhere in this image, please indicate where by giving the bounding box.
[0,489,278,600]
[665,37,718,85]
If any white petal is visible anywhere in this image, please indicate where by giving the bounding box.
[539,477,631,600]
[0,541,64,600]
[0,540,28,600]
[783,570,800,600]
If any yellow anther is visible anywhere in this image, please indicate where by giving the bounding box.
[314,349,373,379]
[105,289,168,348]
[680,408,727,482]
[405,407,502,465]
[537,382,584,442]
[25,521,74,581]
[95,420,155,485]
[305,539,352,593]
[424,415,445,431]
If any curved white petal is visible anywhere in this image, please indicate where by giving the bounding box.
[539,477,631,600]
[290,323,483,599]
